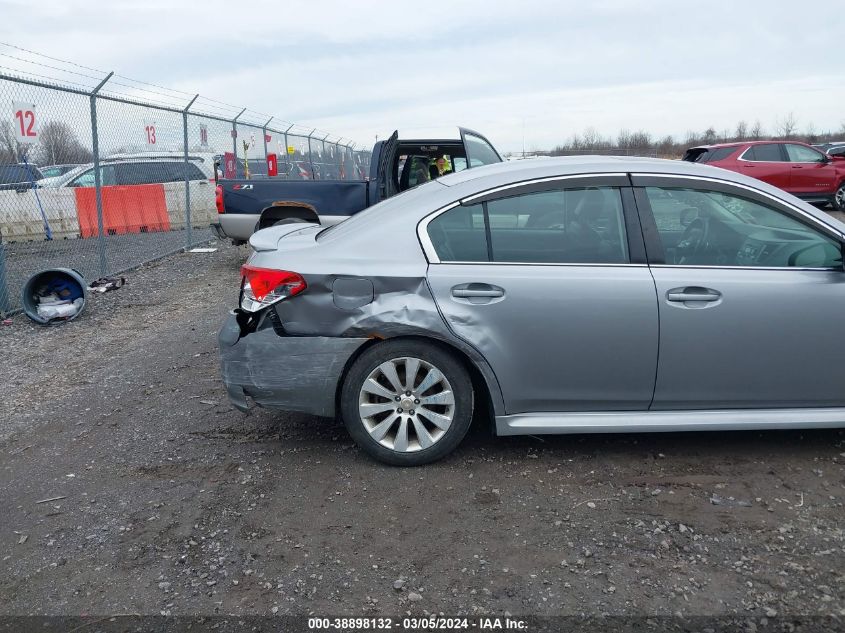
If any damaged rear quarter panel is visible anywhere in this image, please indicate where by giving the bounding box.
[244,186,506,415]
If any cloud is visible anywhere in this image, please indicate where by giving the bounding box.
[0,0,842,153]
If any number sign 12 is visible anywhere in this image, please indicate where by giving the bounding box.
[13,102,38,143]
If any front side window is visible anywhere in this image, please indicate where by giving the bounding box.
[68,165,115,187]
[644,186,842,268]
[427,187,629,264]
[785,144,826,163]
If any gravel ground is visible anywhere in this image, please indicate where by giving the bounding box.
[0,240,843,623]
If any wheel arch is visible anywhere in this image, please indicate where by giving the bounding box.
[257,202,320,230]
[334,334,501,431]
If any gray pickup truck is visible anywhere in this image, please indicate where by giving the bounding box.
[212,127,501,244]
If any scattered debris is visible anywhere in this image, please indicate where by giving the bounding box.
[89,276,126,293]
[35,495,67,505]
[710,494,752,507]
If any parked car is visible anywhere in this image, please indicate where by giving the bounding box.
[212,127,501,244]
[37,155,214,188]
[812,141,845,154]
[219,156,845,465]
[0,163,44,191]
[38,164,80,179]
[682,141,845,210]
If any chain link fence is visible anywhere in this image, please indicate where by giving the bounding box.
[0,66,371,316]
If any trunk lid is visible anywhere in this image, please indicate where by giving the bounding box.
[248,222,321,252]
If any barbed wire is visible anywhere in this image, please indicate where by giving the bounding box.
[0,41,361,147]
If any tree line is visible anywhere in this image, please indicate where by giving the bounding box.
[0,120,93,166]
[545,114,845,158]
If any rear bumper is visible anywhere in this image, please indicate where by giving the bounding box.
[218,312,367,417]
[215,213,260,241]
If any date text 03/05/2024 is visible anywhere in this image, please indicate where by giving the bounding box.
[307,617,528,630]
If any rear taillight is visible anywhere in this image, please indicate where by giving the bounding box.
[215,184,225,213]
[240,265,306,312]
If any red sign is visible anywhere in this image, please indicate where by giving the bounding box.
[223,152,236,179]
[265,134,272,143]
[266,153,278,177]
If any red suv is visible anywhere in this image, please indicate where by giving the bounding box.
[682,141,845,210]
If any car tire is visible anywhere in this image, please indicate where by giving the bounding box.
[834,182,845,212]
[340,339,474,466]
[272,218,308,226]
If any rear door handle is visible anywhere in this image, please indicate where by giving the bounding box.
[667,287,721,302]
[450,283,505,304]
[452,288,503,298]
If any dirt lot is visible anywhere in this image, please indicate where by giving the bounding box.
[1,241,843,623]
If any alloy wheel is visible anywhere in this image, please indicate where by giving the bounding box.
[835,184,845,210]
[358,356,455,453]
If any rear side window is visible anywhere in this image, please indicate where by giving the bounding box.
[116,162,172,185]
[427,204,488,262]
[702,147,738,162]
[743,144,784,162]
[427,187,629,264]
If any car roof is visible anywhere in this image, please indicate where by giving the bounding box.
[319,155,845,255]
[691,140,815,150]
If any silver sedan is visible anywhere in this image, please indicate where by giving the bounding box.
[219,156,845,465]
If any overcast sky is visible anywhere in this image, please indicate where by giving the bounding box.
[1,0,843,153]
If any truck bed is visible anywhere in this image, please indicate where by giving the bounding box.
[219,178,371,221]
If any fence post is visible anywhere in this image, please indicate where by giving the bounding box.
[284,124,294,173]
[232,108,246,169]
[262,116,273,169]
[89,71,113,278]
[182,94,199,250]
[307,129,316,179]
[0,232,10,316]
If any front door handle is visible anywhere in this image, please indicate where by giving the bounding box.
[667,287,721,302]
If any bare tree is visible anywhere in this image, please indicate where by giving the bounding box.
[0,121,24,163]
[702,127,717,144]
[803,122,818,144]
[750,120,764,140]
[628,130,652,151]
[776,112,798,139]
[35,121,92,165]
[734,120,748,141]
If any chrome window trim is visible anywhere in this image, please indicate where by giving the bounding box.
[427,261,647,268]
[633,172,845,241]
[650,264,841,272]
[417,173,629,264]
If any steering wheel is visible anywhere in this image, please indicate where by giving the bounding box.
[675,217,710,264]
